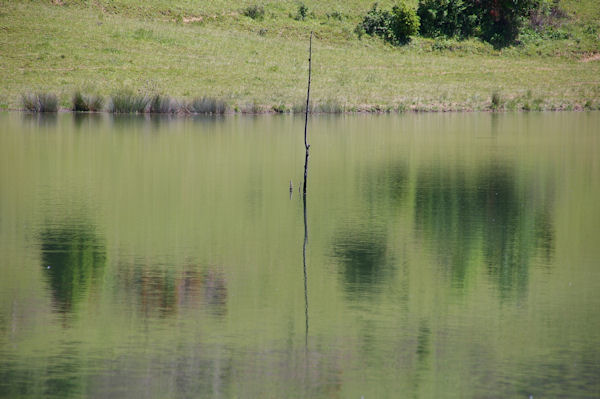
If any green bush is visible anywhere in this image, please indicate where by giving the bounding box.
[294,3,308,21]
[356,3,394,41]
[389,2,420,44]
[357,2,419,45]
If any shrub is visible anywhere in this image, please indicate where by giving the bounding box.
[294,3,308,21]
[22,92,58,112]
[108,92,150,113]
[357,2,419,45]
[243,4,265,20]
[356,3,394,42]
[389,2,420,44]
[72,91,104,112]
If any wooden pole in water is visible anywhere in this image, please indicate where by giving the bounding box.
[302,31,312,349]
[302,31,312,197]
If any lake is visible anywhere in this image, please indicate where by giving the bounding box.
[1,111,599,398]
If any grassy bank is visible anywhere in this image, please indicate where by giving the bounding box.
[1,0,599,112]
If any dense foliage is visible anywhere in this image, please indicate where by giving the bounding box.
[478,0,540,47]
[356,2,419,45]
[361,0,545,47]
[417,0,479,39]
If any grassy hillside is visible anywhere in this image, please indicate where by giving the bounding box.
[0,0,599,112]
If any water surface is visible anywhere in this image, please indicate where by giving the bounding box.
[1,112,599,398]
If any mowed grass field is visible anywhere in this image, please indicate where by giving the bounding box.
[1,0,599,111]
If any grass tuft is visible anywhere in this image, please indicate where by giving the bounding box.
[292,101,312,114]
[187,97,227,114]
[314,99,345,113]
[272,103,289,113]
[149,94,179,113]
[490,91,502,111]
[21,92,58,112]
[108,92,150,113]
[72,91,104,112]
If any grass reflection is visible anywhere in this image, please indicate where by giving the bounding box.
[119,262,227,319]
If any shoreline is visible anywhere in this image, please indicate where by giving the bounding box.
[4,101,598,115]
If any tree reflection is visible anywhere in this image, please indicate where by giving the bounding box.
[414,164,554,297]
[40,224,106,313]
[332,228,391,298]
[414,166,475,284]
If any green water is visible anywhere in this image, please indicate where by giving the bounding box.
[1,112,599,398]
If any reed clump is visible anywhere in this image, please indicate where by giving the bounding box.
[292,100,345,114]
[314,99,345,113]
[149,94,180,113]
[187,97,227,114]
[21,92,58,112]
[72,91,104,112]
[108,92,150,113]
[292,101,312,114]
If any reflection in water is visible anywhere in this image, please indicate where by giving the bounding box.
[333,228,390,297]
[43,345,83,398]
[302,190,309,346]
[137,268,178,318]
[119,261,227,318]
[415,164,554,297]
[2,112,598,399]
[72,112,104,130]
[415,166,475,284]
[411,322,431,397]
[203,270,228,317]
[22,112,58,128]
[366,163,409,205]
[40,224,106,313]
[512,346,600,398]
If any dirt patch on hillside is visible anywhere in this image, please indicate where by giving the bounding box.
[183,16,203,23]
[581,53,600,62]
